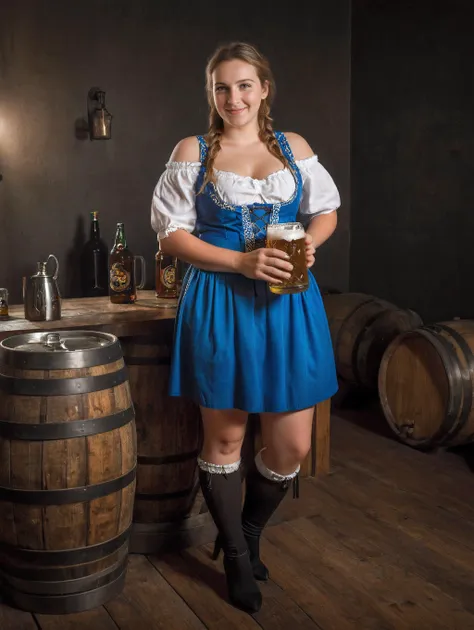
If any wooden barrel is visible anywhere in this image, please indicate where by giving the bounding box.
[120,330,215,554]
[379,320,474,449]
[0,331,136,614]
[322,292,423,389]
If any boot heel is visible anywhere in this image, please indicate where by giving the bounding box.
[243,532,269,581]
[212,535,222,560]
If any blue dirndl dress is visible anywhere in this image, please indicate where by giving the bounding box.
[168,132,338,413]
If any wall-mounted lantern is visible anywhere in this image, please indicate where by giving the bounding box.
[87,88,112,140]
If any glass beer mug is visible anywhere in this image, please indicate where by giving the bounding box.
[266,222,309,295]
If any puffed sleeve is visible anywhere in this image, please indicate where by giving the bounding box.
[151,161,200,240]
[297,155,341,224]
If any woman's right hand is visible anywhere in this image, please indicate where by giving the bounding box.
[236,248,293,284]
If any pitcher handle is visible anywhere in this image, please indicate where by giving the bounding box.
[134,255,146,290]
[47,254,60,280]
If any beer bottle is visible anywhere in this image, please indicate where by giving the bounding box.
[109,222,137,304]
[155,245,178,305]
[0,288,9,320]
[81,211,108,297]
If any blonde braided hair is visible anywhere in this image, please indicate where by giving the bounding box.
[199,42,290,194]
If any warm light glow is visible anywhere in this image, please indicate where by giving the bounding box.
[0,107,17,160]
[0,111,11,147]
[0,102,51,173]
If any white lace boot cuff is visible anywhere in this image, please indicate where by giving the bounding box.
[255,448,300,482]
[197,457,241,474]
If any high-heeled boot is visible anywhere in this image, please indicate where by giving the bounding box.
[241,448,300,581]
[198,457,262,614]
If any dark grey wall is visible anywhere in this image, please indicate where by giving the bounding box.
[351,0,474,322]
[0,0,351,304]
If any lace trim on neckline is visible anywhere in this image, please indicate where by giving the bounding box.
[165,154,318,182]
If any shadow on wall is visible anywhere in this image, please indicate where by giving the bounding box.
[64,215,86,298]
[74,117,89,141]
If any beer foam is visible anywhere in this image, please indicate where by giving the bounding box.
[267,224,305,242]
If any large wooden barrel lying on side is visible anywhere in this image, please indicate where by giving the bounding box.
[322,292,423,389]
[120,328,215,554]
[0,331,137,614]
[379,320,474,449]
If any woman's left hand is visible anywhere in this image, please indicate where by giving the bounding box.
[304,233,316,268]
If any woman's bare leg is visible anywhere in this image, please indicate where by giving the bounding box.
[259,406,314,474]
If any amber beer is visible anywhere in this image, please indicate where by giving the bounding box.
[266,222,309,295]
[155,247,178,308]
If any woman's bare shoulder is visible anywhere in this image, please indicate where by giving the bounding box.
[169,136,201,162]
[283,132,315,161]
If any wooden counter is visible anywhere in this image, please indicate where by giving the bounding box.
[0,290,177,341]
[0,289,330,479]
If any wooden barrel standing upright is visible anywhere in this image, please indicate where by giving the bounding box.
[120,327,214,554]
[379,320,474,449]
[0,331,137,614]
[322,292,423,389]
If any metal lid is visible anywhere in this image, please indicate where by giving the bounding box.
[0,331,123,370]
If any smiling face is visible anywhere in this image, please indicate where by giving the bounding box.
[211,59,269,130]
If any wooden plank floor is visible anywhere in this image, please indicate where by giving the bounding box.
[2,404,474,630]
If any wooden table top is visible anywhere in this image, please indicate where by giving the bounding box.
[0,291,177,341]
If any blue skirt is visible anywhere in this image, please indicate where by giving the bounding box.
[169,267,338,413]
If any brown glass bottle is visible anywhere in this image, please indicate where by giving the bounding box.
[155,248,178,300]
[109,223,136,304]
[0,288,9,320]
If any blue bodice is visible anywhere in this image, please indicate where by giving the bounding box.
[194,132,303,253]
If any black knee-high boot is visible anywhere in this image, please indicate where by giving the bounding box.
[241,449,300,581]
[198,457,262,613]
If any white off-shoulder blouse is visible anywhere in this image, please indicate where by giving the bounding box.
[151,155,341,241]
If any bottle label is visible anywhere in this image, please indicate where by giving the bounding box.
[161,265,176,289]
[110,263,131,292]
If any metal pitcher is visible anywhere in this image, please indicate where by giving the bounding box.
[23,254,61,322]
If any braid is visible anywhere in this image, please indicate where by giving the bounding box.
[258,100,291,171]
[198,112,223,194]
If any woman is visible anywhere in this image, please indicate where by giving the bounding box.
[151,41,340,613]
